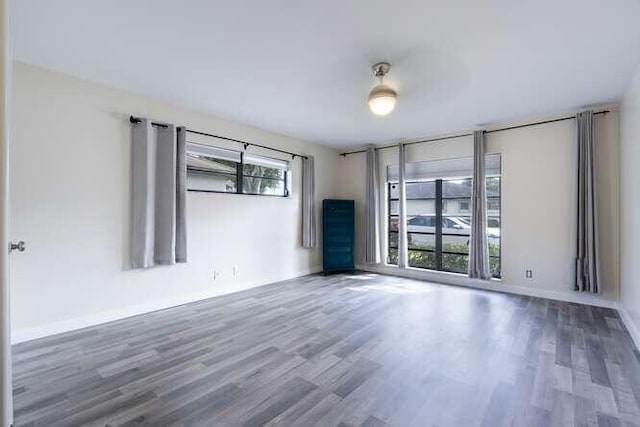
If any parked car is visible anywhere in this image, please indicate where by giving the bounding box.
[458,216,501,240]
[406,215,499,246]
[487,218,501,240]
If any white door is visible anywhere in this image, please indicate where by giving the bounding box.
[0,0,12,425]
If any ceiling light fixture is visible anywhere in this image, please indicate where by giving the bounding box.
[368,62,397,116]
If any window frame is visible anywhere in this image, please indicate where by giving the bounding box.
[386,176,502,279]
[186,145,291,198]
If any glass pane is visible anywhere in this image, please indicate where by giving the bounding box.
[441,216,472,236]
[490,257,501,279]
[187,152,238,174]
[442,178,472,198]
[406,182,435,243]
[187,150,239,193]
[407,204,436,223]
[390,200,399,215]
[442,253,468,274]
[389,216,399,232]
[388,232,398,248]
[443,199,472,220]
[487,176,501,278]
[389,183,400,199]
[187,143,241,163]
[242,163,284,179]
[442,234,469,254]
[242,176,286,196]
[442,178,472,253]
[388,248,398,265]
[408,250,436,270]
[487,198,500,211]
[488,233,500,255]
[442,218,469,274]
[187,170,237,193]
[486,176,501,198]
[243,153,289,171]
[408,233,435,251]
[406,181,436,200]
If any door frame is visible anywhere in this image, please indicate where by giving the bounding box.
[1,0,12,425]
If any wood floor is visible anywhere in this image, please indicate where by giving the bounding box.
[12,273,640,426]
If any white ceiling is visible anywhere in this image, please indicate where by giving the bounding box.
[12,0,640,148]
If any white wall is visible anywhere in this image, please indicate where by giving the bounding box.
[620,62,640,346]
[338,110,620,305]
[10,62,340,342]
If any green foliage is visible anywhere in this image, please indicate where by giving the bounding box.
[407,250,434,269]
[243,165,283,194]
[486,176,501,196]
[389,242,501,278]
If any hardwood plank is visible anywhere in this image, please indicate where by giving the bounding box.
[10,273,640,426]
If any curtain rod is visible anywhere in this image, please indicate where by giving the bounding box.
[129,116,307,159]
[339,110,610,157]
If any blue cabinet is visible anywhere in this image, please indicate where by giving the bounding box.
[322,199,355,274]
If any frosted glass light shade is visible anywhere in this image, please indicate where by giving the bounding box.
[368,84,397,115]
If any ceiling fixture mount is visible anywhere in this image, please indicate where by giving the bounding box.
[368,62,397,116]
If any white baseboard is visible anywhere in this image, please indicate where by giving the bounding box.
[12,266,322,344]
[617,305,640,352]
[356,264,618,309]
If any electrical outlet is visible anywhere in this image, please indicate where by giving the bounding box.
[233,265,238,277]
[525,269,533,279]
[213,270,220,280]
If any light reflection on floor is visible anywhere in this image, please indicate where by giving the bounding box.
[346,278,437,294]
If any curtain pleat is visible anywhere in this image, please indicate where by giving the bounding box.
[175,127,187,263]
[130,118,187,268]
[302,155,317,248]
[468,131,491,279]
[364,145,381,264]
[153,125,177,264]
[575,110,600,293]
[131,119,155,268]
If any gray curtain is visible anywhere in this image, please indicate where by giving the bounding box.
[468,131,491,279]
[131,118,187,268]
[175,128,187,262]
[364,145,381,264]
[575,110,600,293]
[302,155,317,248]
[397,143,408,268]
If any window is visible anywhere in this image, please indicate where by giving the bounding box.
[186,144,240,193]
[486,176,501,276]
[387,155,501,278]
[186,142,290,197]
[242,154,289,196]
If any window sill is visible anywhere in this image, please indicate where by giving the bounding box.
[406,266,503,283]
[187,189,290,198]
[382,263,502,283]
